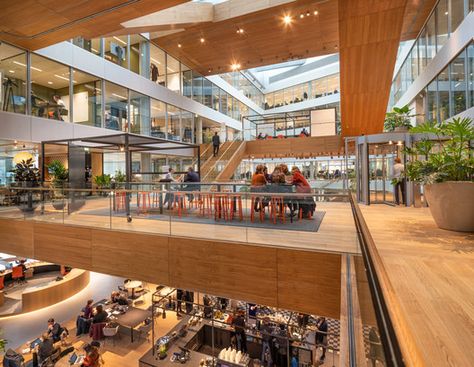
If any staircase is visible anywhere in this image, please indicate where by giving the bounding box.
[201,140,246,182]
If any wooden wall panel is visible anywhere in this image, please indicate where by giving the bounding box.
[91,152,103,179]
[33,222,92,270]
[0,218,34,258]
[91,229,170,285]
[245,136,343,158]
[277,249,341,319]
[169,237,279,307]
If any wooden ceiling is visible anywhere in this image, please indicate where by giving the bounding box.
[338,0,408,137]
[0,0,186,50]
[153,0,339,76]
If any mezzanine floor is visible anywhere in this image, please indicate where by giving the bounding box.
[0,198,358,254]
[360,205,474,367]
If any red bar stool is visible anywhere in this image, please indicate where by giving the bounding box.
[214,194,230,221]
[171,192,187,218]
[198,193,213,217]
[115,191,126,211]
[270,196,286,224]
[137,192,151,214]
[250,195,265,222]
[229,193,243,221]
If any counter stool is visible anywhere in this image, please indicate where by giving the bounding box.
[198,193,213,217]
[137,192,151,214]
[152,191,161,208]
[115,191,126,212]
[214,194,229,221]
[171,192,187,218]
[250,196,265,222]
[229,194,243,221]
[270,196,286,224]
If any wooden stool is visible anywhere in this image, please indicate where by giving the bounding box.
[198,193,213,217]
[171,192,187,218]
[250,196,265,222]
[115,191,126,211]
[214,194,230,221]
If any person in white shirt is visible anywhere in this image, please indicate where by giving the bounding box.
[392,157,405,205]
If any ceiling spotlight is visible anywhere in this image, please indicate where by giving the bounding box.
[236,28,244,34]
[397,141,403,146]
[178,43,182,48]
[8,70,15,73]
[283,15,292,25]
[231,63,241,71]
[200,38,205,43]
[47,81,53,85]
[300,14,304,18]
[120,146,124,152]
[306,11,310,16]
[314,10,318,15]
[388,140,393,145]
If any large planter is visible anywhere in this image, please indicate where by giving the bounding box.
[394,126,409,132]
[424,181,474,232]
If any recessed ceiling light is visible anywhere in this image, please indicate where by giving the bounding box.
[306,11,310,16]
[300,14,304,19]
[445,11,448,15]
[47,81,53,85]
[8,70,15,73]
[178,43,182,48]
[231,63,241,71]
[200,38,205,43]
[283,15,292,25]
[237,28,244,34]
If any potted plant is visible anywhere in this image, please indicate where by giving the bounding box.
[93,174,111,196]
[404,117,474,232]
[113,170,126,189]
[47,160,68,210]
[384,105,415,132]
[10,158,40,213]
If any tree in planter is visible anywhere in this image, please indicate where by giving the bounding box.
[384,105,416,132]
[113,170,126,189]
[404,117,474,231]
[47,160,69,210]
[10,158,40,212]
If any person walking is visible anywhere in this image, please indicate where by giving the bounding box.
[392,157,405,205]
[212,132,221,157]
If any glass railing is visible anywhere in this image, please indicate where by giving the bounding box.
[0,184,354,251]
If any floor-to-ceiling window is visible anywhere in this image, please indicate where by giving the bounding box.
[167,104,181,141]
[104,81,128,131]
[72,70,102,127]
[451,50,466,115]
[151,99,167,139]
[0,43,27,114]
[129,90,150,135]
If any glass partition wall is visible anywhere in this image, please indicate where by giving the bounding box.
[0,42,27,114]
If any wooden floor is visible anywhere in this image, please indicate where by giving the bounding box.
[360,205,474,367]
[0,199,358,253]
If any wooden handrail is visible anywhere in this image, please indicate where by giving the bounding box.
[350,194,425,367]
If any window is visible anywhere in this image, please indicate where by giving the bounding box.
[227,95,233,117]
[181,64,191,97]
[150,44,166,86]
[411,46,419,80]
[436,0,449,51]
[129,35,149,77]
[0,43,27,114]
[438,66,450,120]
[418,29,428,73]
[450,50,466,115]
[426,79,438,121]
[72,37,101,56]
[192,72,203,104]
[312,78,327,98]
[426,14,436,62]
[220,91,227,114]
[181,110,193,143]
[450,0,465,33]
[104,36,128,68]
[273,90,284,108]
[151,99,166,139]
[467,43,474,108]
[327,74,340,95]
[212,85,220,111]
[30,54,71,122]
[129,90,150,135]
[167,105,181,141]
[72,70,101,127]
[166,54,180,93]
[265,93,274,109]
[104,81,128,131]
[203,78,212,108]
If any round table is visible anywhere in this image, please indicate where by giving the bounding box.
[124,280,142,299]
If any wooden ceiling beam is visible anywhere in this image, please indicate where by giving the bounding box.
[338,0,408,137]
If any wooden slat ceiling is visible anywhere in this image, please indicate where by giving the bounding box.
[153,0,339,76]
[0,0,186,50]
[338,0,408,137]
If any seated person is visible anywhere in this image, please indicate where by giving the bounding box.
[47,318,62,342]
[92,305,108,324]
[37,333,56,364]
[82,299,94,319]
[111,291,128,305]
[81,345,101,367]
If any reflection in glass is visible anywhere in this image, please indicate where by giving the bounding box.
[30,54,70,122]
[212,84,220,111]
[181,110,193,143]
[129,35,149,77]
[72,70,101,127]
[468,43,474,108]
[0,43,27,114]
[451,50,466,115]
[426,14,436,62]
[151,99,167,139]
[104,81,128,131]
[72,37,101,56]
[418,29,427,73]
[182,64,192,97]
[450,0,465,33]
[426,79,437,121]
[220,91,227,114]
[203,78,212,108]
[192,72,203,104]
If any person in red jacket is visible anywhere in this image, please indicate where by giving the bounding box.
[291,166,314,219]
